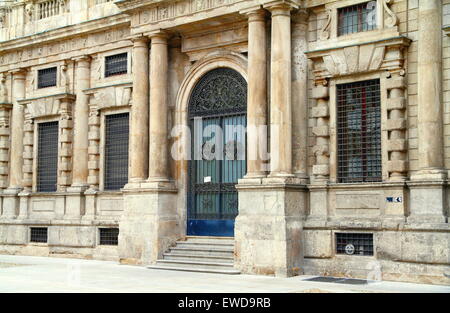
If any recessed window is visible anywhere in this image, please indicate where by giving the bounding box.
[37,67,57,89]
[99,228,119,246]
[337,79,381,183]
[37,121,59,192]
[338,1,377,36]
[105,53,128,77]
[30,227,48,243]
[104,113,129,190]
[336,233,374,256]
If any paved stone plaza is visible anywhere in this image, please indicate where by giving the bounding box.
[0,255,448,293]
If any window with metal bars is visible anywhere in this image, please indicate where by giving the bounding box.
[338,1,377,36]
[337,79,381,183]
[336,233,374,256]
[37,121,59,192]
[105,53,128,77]
[104,113,129,191]
[37,67,57,89]
[99,228,119,245]
[30,227,48,243]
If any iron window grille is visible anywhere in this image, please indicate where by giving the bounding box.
[30,227,48,243]
[99,228,119,246]
[336,233,374,256]
[37,67,57,89]
[104,113,129,191]
[338,1,377,36]
[37,121,59,192]
[337,79,381,183]
[105,53,128,77]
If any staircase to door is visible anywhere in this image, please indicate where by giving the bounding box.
[148,237,240,274]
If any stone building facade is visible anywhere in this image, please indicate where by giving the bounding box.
[0,0,449,285]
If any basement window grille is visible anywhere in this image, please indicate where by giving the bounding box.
[337,79,381,183]
[99,228,119,246]
[30,227,48,243]
[37,121,59,192]
[336,233,374,256]
[37,67,57,88]
[105,53,128,77]
[104,113,129,191]
[338,2,377,36]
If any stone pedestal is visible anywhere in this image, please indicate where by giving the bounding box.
[119,184,180,265]
[65,186,87,219]
[407,181,447,224]
[235,177,307,277]
[1,188,21,219]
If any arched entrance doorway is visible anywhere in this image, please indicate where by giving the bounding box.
[187,67,247,237]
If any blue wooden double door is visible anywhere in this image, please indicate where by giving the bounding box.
[187,68,247,237]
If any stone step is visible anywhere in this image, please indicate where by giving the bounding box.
[155,259,236,271]
[181,237,235,245]
[163,253,234,263]
[175,242,234,249]
[169,247,234,257]
[148,265,241,275]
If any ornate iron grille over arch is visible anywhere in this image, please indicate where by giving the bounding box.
[188,67,247,117]
[187,67,247,237]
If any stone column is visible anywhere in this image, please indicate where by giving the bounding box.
[415,0,444,179]
[267,3,293,178]
[8,69,26,190]
[244,8,268,178]
[71,56,91,189]
[409,0,446,224]
[128,36,149,184]
[291,11,309,181]
[2,69,26,219]
[148,31,169,183]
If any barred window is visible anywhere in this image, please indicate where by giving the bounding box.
[338,1,377,36]
[99,228,119,246]
[38,67,57,89]
[336,233,374,256]
[104,113,129,190]
[105,53,128,77]
[30,227,48,243]
[37,121,59,192]
[337,80,381,183]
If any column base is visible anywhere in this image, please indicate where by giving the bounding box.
[1,187,22,219]
[119,184,179,265]
[235,181,307,277]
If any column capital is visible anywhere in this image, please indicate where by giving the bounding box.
[146,30,170,44]
[130,34,150,45]
[240,6,267,21]
[263,1,298,15]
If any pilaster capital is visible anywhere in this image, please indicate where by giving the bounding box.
[9,68,27,79]
[72,55,92,65]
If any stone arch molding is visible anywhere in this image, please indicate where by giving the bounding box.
[176,50,248,116]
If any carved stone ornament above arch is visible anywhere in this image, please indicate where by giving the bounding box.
[306,36,411,85]
[17,93,75,119]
